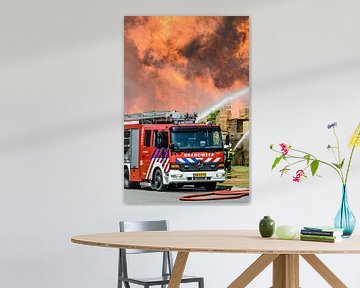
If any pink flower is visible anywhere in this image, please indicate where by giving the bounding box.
[279,143,289,155]
[293,170,306,182]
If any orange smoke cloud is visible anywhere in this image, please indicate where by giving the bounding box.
[124,16,249,114]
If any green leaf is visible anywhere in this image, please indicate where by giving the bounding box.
[332,159,345,169]
[339,159,345,169]
[310,160,319,176]
[332,163,341,169]
[304,154,311,164]
[271,156,282,170]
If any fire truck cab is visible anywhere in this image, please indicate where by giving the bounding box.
[124,111,226,191]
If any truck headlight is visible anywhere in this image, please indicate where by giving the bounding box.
[171,174,183,179]
[216,172,225,177]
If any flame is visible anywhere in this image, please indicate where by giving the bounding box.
[124,16,249,114]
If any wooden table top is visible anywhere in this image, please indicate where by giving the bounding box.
[71,230,360,254]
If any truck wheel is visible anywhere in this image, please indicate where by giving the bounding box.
[153,169,166,191]
[124,168,132,189]
[124,168,140,189]
[204,182,217,191]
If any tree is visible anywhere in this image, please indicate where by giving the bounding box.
[207,110,220,124]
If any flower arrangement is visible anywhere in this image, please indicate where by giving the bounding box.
[270,122,360,185]
[270,122,360,237]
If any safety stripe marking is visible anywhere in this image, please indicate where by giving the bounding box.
[146,148,170,180]
[145,158,155,179]
[164,158,170,172]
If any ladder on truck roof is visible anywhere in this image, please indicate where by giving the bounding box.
[124,111,197,124]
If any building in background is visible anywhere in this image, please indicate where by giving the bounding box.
[216,104,249,166]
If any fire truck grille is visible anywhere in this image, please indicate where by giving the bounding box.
[179,163,219,172]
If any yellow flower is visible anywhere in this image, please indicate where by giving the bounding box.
[349,122,360,147]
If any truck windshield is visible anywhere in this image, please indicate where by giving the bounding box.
[170,127,223,151]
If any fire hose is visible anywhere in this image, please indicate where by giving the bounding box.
[179,189,249,201]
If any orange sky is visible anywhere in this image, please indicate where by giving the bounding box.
[124,16,249,114]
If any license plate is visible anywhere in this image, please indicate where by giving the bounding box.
[193,173,206,178]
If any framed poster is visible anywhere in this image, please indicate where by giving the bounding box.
[124,16,250,204]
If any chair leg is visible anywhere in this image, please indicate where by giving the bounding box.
[199,278,204,288]
[118,278,130,288]
[161,252,168,288]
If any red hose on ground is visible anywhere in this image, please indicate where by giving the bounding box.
[179,189,249,201]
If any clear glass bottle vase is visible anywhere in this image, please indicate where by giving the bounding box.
[334,185,356,237]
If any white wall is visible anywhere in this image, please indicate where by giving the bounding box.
[1,0,360,287]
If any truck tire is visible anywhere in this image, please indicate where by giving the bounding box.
[124,168,140,189]
[124,168,132,189]
[204,182,217,191]
[153,169,167,191]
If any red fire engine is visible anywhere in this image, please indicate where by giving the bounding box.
[124,111,226,191]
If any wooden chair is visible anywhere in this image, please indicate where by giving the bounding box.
[118,220,204,288]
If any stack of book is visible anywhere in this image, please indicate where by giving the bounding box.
[300,226,344,243]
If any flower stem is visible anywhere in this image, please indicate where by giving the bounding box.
[333,128,345,181]
[344,131,360,185]
[345,145,356,185]
[291,148,317,159]
[284,159,306,169]
[282,154,344,182]
[281,147,344,183]
[333,128,342,164]
[345,130,360,185]
[330,148,338,164]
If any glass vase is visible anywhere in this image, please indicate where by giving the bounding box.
[334,185,356,237]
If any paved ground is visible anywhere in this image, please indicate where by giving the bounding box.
[124,185,250,204]
[124,165,250,204]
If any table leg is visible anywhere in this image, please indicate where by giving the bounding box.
[228,254,279,288]
[168,252,189,288]
[301,254,347,288]
[272,254,299,288]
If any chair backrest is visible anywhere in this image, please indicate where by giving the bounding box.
[118,220,173,284]
[119,220,168,254]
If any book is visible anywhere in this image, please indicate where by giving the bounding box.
[303,226,343,232]
[301,229,343,237]
[300,235,343,243]
[300,234,342,240]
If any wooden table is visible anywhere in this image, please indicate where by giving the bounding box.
[71,230,360,288]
